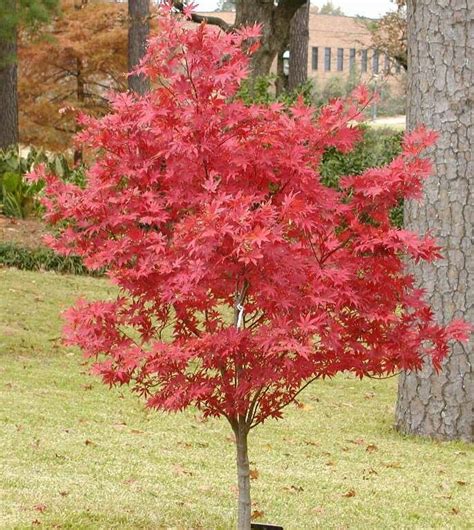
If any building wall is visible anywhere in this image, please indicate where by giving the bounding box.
[307,13,403,90]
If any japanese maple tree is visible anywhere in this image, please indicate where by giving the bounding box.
[36,6,469,529]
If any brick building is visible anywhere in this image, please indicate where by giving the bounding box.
[197,10,405,93]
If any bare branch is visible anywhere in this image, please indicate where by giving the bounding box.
[173,1,232,32]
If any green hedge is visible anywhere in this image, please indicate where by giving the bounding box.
[320,126,404,228]
[0,242,102,276]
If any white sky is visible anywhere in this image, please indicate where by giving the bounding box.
[195,0,396,19]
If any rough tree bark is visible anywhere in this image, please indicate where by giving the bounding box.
[0,0,18,150]
[288,0,309,91]
[395,0,473,441]
[235,0,306,79]
[128,0,150,94]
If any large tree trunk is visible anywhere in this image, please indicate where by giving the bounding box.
[234,0,307,80]
[128,0,150,94]
[0,0,18,150]
[288,0,309,91]
[233,420,251,530]
[395,0,473,441]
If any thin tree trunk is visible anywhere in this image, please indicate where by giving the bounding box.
[0,0,18,150]
[74,57,85,164]
[128,0,150,94]
[395,0,473,441]
[288,0,309,91]
[234,420,251,530]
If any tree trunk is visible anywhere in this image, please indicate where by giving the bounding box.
[275,45,289,96]
[0,0,18,150]
[234,0,307,80]
[234,420,251,530]
[128,0,150,94]
[288,0,309,91]
[395,0,473,441]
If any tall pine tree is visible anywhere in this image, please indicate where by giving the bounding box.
[0,0,58,150]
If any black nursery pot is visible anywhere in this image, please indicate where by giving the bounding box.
[250,523,283,530]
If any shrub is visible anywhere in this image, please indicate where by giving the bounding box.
[0,242,98,275]
[0,147,86,218]
[320,126,404,227]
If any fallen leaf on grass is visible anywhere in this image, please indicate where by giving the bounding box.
[249,468,259,480]
[34,504,47,513]
[366,444,378,453]
[284,484,304,493]
[252,510,265,520]
[172,464,193,477]
[362,467,378,479]
[342,489,356,498]
[297,402,314,411]
[341,402,354,408]
[384,462,402,469]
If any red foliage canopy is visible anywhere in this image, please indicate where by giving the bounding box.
[37,8,468,429]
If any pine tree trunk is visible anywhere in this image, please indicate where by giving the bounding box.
[128,0,150,94]
[395,0,473,441]
[0,3,18,150]
[234,420,251,530]
[288,0,309,91]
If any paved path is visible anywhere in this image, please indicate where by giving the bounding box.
[368,115,406,128]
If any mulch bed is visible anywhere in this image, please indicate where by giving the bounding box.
[0,215,49,249]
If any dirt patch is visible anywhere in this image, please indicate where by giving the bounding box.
[0,215,49,249]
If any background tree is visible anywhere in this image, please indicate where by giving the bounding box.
[369,0,407,70]
[395,0,473,441]
[128,0,150,94]
[176,0,308,80]
[19,0,128,153]
[215,0,235,11]
[38,11,469,529]
[0,0,58,150]
[288,0,310,91]
[318,1,344,16]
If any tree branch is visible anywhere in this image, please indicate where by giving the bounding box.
[173,1,232,32]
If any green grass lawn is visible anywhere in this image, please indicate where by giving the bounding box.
[1,268,472,529]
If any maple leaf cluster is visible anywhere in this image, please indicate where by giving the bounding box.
[37,8,469,429]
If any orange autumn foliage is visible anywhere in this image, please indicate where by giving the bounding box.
[18,0,128,152]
